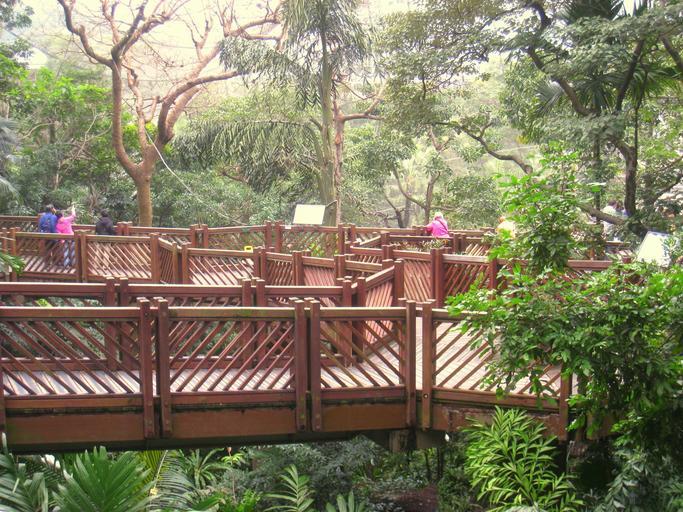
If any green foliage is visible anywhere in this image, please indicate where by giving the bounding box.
[449,262,683,456]
[0,250,24,275]
[596,449,683,512]
[181,448,235,490]
[266,465,316,512]
[0,435,52,512]
[491,150,586,272]
[464,408,582,512]
[324,491,366,512]
[55,447,152,512]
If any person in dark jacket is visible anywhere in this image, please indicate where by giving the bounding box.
[95,210,116,273]
[95,211,116,235]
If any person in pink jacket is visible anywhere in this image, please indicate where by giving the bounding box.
[56,206,76,266]
[424,212,450,238]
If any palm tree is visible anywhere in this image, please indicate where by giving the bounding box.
[208,0,371,224]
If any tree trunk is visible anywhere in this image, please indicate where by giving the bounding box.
[135,176,153,226]
[623,145,637,216]
[319,32,336,225]
[333,103,345,225]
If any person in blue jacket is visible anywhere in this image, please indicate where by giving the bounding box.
[38,204,57,233]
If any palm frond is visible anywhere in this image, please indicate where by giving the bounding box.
[174,119,323,193]
[55,448,153,512]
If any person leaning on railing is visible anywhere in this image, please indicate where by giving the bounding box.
[424,212,450,238]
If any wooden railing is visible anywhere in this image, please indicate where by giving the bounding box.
[0,300,571,451]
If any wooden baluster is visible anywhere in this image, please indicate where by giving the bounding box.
[137,298,156,439]
[294,300,308,432]
[421,302,434,429]
[308,299,322,431]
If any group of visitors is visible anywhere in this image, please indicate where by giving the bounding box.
[38,205,116,267]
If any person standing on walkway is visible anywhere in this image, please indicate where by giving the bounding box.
[95,210,116,274]
[56,206,77,267]
[95,211,116,235]
[424,212,450,238]
[38,205,57,233]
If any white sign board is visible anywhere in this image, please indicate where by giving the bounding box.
[635,231,671,267]
[292,204,326,225]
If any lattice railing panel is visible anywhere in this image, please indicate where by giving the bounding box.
[430,318,561,398]
[207,229,267,251]
[266,259,293,286]
[281,230,337,257]
[16,237,77,278]
[0,317,142,396]
[87,239,151,281]
[403,259,431,302]
[444,261,488,297]
[158,240,178,284]
[318,318,406,389]
[188,255,254,286]
[303,265,335,287]
[168,318,295,392]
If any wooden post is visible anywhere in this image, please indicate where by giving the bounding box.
[352,277,367,357]
[201,224,209,248]
[173,242,181,284]
[421,302,434,429]
[348,224,357,246]
[149,234,161,283]
[430,248,445,307]
[393,260,405,306]
[405,300,417,428]
[559,372,572,442]
[137,298,156,439]
[336,224,345,255]
[104,277,118,370]
[255,279,267,364]
[0,363,5,432]
[382,244,394,261]
[380,232,390,247]
[189,224,199,248]
[334,254,346,280]
[7,229,17,281]
[274,222,283,253]
[264,221,273,248]
[260,249,268,284]
[74,232,86,282]
[294,300,308,432]
[154,298,172,437]
[180,244,190,284]
[308,300,322,431]
[241,280,255,360]
[118,277,130,306]
[292,251,304,286]
[488,257,500,290]
[344,240,352,255]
